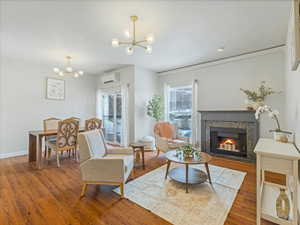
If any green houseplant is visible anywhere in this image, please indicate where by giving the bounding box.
[147,95,163,122]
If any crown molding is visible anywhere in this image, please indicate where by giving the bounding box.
[157,44,286,76]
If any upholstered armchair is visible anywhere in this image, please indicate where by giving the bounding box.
[154,122,190,156]
[77,129,134,198]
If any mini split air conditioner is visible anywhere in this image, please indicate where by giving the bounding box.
[101,72,120,84]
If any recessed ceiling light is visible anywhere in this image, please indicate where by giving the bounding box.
[218,47,225,52]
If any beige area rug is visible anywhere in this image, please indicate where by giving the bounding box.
[114,164,246,225]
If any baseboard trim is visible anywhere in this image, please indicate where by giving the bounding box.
[0,151,27,159]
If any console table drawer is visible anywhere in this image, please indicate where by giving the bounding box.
[261,156,293,175]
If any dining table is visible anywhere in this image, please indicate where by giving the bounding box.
[28,128,85,169]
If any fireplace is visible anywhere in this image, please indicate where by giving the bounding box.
[199,110,259,162]
[210,127,247,157]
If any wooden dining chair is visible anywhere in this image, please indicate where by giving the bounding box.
[45,118,79,167]
[43,117,61,158]
[69,117,80,123]
[85,118,102,131]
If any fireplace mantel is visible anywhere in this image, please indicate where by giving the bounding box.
[198,110,259,162]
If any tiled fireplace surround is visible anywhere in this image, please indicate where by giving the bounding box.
[199,110,259,162]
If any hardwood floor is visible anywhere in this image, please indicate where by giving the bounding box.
[0,152,277,225]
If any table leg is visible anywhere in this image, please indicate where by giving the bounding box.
[165,160,171,179]
[141,147,145,170]
[28,134,37,164]
[185,164,189,193]
[205,163,212,184]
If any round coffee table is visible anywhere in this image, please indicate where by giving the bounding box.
[165,150,212,193]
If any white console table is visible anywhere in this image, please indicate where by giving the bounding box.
[255,138,300,225]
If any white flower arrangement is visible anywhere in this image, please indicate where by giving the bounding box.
[255,105,281,131]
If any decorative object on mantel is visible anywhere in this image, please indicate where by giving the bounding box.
[53,56,84,78]
[147,95,163,122]
[255,105,292,143]
[276,188,290,220]
[111,15,154,55]
[46,77,65,100]
[240,81,280,110]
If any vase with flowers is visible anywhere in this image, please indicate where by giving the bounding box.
[241,81,280,110]
[255,105,292,143]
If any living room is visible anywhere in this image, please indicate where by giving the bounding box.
[1,1,299,225]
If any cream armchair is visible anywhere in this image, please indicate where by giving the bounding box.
[78,129,134,198]
[154,122,190,156]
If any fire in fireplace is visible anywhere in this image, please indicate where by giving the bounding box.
[219,138,239,152]
[210,127,247,157]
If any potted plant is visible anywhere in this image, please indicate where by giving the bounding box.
[240,81,279,110]
[255,105,291,143]
[178,144,200,159]
[147,95,163,122]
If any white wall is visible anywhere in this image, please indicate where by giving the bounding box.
[158,50,286,138]
[0,58,97,157]
[134,66,158,141]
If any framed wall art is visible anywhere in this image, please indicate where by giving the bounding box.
[287,0,300,71]
[46,78,65,100]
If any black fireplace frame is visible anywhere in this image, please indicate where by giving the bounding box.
[210,127,247,157]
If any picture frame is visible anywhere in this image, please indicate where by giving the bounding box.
[46,77,65,100]
[287,0,300,71]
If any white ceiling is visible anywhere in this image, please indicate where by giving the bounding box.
[0,0,291,74]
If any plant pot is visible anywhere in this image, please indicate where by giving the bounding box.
[273,131,288,143]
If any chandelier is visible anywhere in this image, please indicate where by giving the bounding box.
[53,56,84,78]
[112,15,154,55]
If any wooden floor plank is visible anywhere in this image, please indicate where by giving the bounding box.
[0,152,277,225]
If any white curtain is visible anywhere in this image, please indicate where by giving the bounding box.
[192,79,199,146]
[121,83,130,146]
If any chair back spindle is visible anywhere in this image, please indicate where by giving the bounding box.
[56,119,79,151]
[85,118,102,131]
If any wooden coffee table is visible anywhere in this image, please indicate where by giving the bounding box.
[165,150,212,193]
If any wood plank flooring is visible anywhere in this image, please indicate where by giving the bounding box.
[0,152,276,225]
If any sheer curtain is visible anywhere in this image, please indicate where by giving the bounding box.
[192,79,199,146]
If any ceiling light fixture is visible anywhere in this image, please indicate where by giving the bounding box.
[53,56,84,78]
[218,47,225,52]
[112,15,154,55]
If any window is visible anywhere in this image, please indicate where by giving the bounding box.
[168,85,192,138]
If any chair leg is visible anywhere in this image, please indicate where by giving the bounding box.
[120,183,124,198]
[156,148,160,156]
[75,150,79,162]
[56,151,60,168]
[80,183,88,198]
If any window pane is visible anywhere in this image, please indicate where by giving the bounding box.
[116,93,122,144]
[169,86,192,138]
[102,94,115,142]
